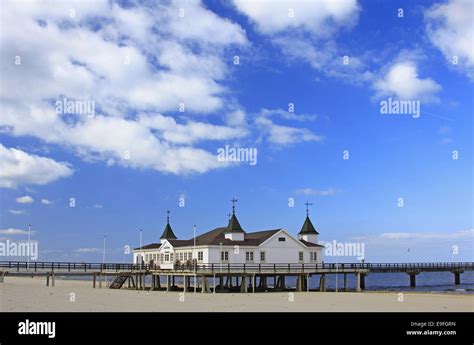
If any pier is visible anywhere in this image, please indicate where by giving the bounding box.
[0,261,472,292]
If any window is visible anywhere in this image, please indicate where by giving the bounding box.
[221,251,229,261]
[278,237,286,242]
[164,254,169,262]
[189,252,192,260]
[310,252,317,261]
[260,251,266,262]
[198,251,203,261]
[298,252,304,261]
[246,251,254,262]
[184,252,187,260]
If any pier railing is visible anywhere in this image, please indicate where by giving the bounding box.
[0,261,472,274]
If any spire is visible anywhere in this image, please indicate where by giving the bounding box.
[299,202,319,235]
[160,210,177,240]
[225,198,245,233]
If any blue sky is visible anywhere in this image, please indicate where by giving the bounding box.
[0,0,472,263]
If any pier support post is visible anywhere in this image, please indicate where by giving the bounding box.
[454,272,461,285]
[319,274,326,292]
[93,274,96,288]
[240,275,248,293]
[46,273,50,287]
[0,271,4,283]
[183,275,187,292]
[356,273,361,292]
[360,273,366,290]
[296,275,303,292]
[219,276,223,289]
[344,273,348,292]
[51,271,55,287]
[408,272,418,288]
[201,276,209,293]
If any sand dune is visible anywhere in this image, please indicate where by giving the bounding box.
[1,276,473,312]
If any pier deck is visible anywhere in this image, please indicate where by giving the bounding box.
[1,261,472,292]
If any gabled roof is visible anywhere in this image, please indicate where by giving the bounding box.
[298,216,319,235]
[224,214,245,233]
[134,243,161,250]
[299,239,325,248]
[168,227,279,247]
[160,223,177,240]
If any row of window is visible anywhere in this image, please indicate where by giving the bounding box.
[141,251,318,263]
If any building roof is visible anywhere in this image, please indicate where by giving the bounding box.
[224,213,245,233]
[298,216,319,235]
[299,239,325,248]
[134,227,281,250]
[160,223,177,240]
[175,227,279,247]
[135,243,161,250]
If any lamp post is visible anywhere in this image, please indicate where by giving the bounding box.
[139,229,143,269]
[220,242,223,273]
[27,224,31,271]
[193,224,197,293]
[193,225,196,268]
[102,235,106,264]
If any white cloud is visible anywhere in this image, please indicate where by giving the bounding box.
[74,248,101,253]
[138,113,248,145]
[233,1,371,85]
[296,187,339,196]
[0,228,33,235]
[373,61,441,102]
[233,0,359,35]
[0,144,73,188]
[0,0,248,176]
[254,109,323,146]
[260,108,317,122]
[355,229,474,242]
[8,209,25,215]
[255,117,322,145]
[41,199,53,205]
[15,195,34,204]
[425,0,474,80]
[93,204,103,209]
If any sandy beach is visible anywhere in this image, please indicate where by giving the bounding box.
[1,276,473,312]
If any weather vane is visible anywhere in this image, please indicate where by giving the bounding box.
[231,197,238,214]
[304,201,313,217]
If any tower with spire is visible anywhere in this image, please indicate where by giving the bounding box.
[160,210,177,243]
[224,198,245,241]
[297,202,319,244]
